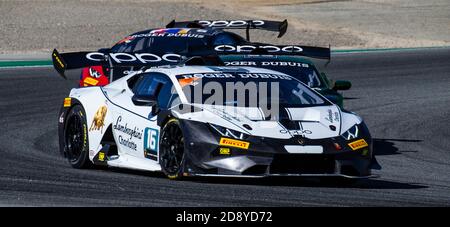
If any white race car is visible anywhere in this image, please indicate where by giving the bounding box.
[58,62,379,180]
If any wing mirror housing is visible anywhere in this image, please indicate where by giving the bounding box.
[333,80,352,91]
[132,94,161,116]
[132,94,157,106]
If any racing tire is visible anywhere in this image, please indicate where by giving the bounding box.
[159,118,186,180]
[64,105,91,169]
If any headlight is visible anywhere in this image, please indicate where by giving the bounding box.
[341,124,359,140]
[209,123,248,140]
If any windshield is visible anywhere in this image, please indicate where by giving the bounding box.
[176,72,328,108]
[223,59,324,88]
[111,28,211,53]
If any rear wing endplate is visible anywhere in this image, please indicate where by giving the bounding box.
[52,49,108,79]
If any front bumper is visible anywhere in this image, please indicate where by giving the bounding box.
[180,120,376,178]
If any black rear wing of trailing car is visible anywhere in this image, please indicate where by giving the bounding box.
[214,44,331,60]
[52,49,107,79]
[51,48,223,79]
[166,19,288,40]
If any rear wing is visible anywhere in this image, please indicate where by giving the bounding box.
[52,48,219,79]
[214,44,331,60]
[52,49,181,79]
[166,19,288,40]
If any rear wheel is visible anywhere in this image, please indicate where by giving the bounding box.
[159,119,185,180]
[64,105,91,168]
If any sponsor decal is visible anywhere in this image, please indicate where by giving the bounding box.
[59,112,64,124]
[261,61,309,68]
[123,29,204,39]
[86,52,182,64]
[224,61,257,66]
[225,61,309,68]
[151,28,190,35]
[219,147,231,155]
[83,77,99,86]
[325,109,333,123]
[143,127,159,160]
[63,97,71,107]
[178,73,291,80]
[123,69,139,75]
[198,20,264,28]
[89,105,107,133]
[325,110,339,123]
[118,136,137,151]
[82,124,87,150]
[178,77,201,87]
[89,67,102,78]
[215,45,303,53]
[279,129,312,137]
[334,112,340,122]
[98,152,105,161]
[178,73,235,79]
[348,139,368,151]
[113,116,143,151]
[116,36,134,44]
[219,138,250,149]
[117,28,202,44]
[238,73,291,80]
[53,52,64,68]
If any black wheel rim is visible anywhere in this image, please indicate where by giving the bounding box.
[65,114,84,163]
[160,123,184,175]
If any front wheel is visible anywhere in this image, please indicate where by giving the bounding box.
[159,119,185,180]
[64,105,91,169]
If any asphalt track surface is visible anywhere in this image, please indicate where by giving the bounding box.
[0,48,449,206]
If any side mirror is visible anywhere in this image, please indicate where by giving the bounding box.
[320,72,332,87]
[333,80,352,91]
[132,94,157,106]
[132,94,161,116]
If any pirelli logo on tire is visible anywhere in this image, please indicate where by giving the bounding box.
[219,138,250,149]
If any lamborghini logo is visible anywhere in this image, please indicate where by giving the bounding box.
[89,105,107,133]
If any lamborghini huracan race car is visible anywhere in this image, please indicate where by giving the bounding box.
[58,59,379,179]
[52,19,288,86]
